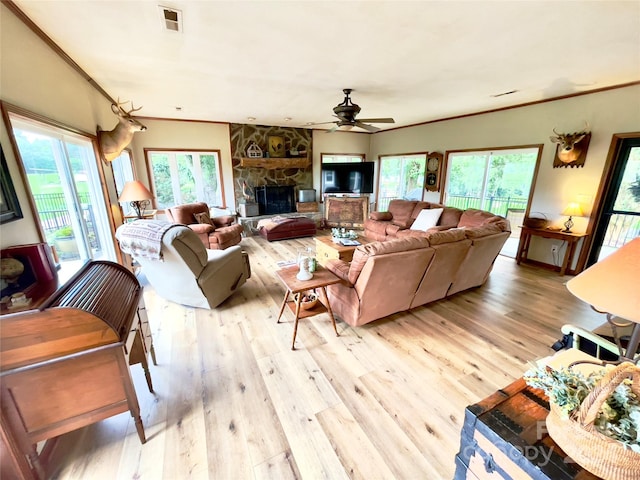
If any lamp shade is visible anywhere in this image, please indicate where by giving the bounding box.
[561,202,583,217]
[118,181,153,202]
[566,238,640,323]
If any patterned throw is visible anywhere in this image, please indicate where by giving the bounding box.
[115,220,180,261]
[257,215,299,231]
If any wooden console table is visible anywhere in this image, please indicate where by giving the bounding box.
[516,227,588,275]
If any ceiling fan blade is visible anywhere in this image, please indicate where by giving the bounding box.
[356,117,395,124]
[355,121,380,133]
[307,121,338,126]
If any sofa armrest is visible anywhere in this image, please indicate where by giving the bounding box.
[425,224,456,233]
[211,215,236,228]
[189,223,215,234]
[324,259,353,286]
[369,211,392,221]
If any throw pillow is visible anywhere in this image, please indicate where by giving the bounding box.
[410,208,443,231]
[194,211,213,226]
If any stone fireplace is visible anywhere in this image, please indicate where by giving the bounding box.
[229,123,313,213]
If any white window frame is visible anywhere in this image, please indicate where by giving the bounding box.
[145,149,225,210]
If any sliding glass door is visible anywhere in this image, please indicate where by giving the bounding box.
[445,147,539,257]
[9,115,116,279]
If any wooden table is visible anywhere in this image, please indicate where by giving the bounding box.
[314,235,370,266]
[275,265,341,350]
[516,226,588,275]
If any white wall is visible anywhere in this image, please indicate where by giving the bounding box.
[370,85,640,264]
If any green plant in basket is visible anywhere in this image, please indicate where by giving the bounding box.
[524,364,640,452]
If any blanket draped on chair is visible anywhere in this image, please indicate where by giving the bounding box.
[115,220,180,260]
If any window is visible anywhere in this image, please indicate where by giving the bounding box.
[444,148,538,216]
[111,149,135,212]
[321,153,364,163]
[146,149,224,210]
[8,112,117,280]
[378,153,427,210]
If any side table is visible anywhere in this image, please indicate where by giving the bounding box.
[275,265,341,350]
[516,226,588,275]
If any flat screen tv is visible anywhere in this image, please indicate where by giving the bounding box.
[321,162,375,194]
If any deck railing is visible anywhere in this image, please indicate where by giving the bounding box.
[33,193,100,258]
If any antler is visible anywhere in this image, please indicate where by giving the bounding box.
[125,102,143,114]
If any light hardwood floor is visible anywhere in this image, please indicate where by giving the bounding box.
[46,234,603,480]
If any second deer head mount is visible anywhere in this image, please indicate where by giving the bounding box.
[97,98,147,163]
[550,121,591,168]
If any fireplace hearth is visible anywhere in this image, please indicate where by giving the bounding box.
[255,185,295,215]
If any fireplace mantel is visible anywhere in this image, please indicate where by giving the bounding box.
[240,157,310,169]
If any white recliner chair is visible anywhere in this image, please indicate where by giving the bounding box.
[119,223,250,309]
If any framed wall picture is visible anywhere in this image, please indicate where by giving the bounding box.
[268,136,285,158]
[0,143,23,224]
[425,151,443,192]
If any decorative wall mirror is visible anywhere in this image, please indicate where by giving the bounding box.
[425,152,443,192]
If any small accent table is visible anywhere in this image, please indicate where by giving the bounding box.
[516,227,588,275]
[275,265,341,350]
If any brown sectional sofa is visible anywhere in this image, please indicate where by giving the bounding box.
[322,200,511,327]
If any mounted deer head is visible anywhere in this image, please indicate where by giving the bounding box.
[549,122,590,164]
[97,98,147,162]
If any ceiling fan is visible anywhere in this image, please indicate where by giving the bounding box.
[312,89,395,133]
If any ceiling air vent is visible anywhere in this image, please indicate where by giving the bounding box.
[158,6,182,32]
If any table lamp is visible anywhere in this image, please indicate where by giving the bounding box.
[561,202,583,233]
[118,181,153,219]
[566,238,640,363]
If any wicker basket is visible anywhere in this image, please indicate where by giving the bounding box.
[546,362,640,480]
[523,213,549,229]
[294,292,318,310]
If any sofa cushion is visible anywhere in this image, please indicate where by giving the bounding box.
[458,208,500,228]
[410,208,443,231]
[439,207,463,227]
[370,211,392,221]
[463,223,504,239]
[388,200,417,228]
[427,228,467,245]
[348,237,430,284]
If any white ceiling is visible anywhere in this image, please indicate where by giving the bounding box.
[13,1,640,132]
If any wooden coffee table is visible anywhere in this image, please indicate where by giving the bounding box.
[314,235,371,266]
[275,265,341,350]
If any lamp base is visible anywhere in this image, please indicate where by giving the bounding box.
[563,216,574,233]
[130,200,151,219]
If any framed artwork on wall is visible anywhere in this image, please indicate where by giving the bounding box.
[0,143,23,224]
[268,136,285,158]
[425,152,443,192]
